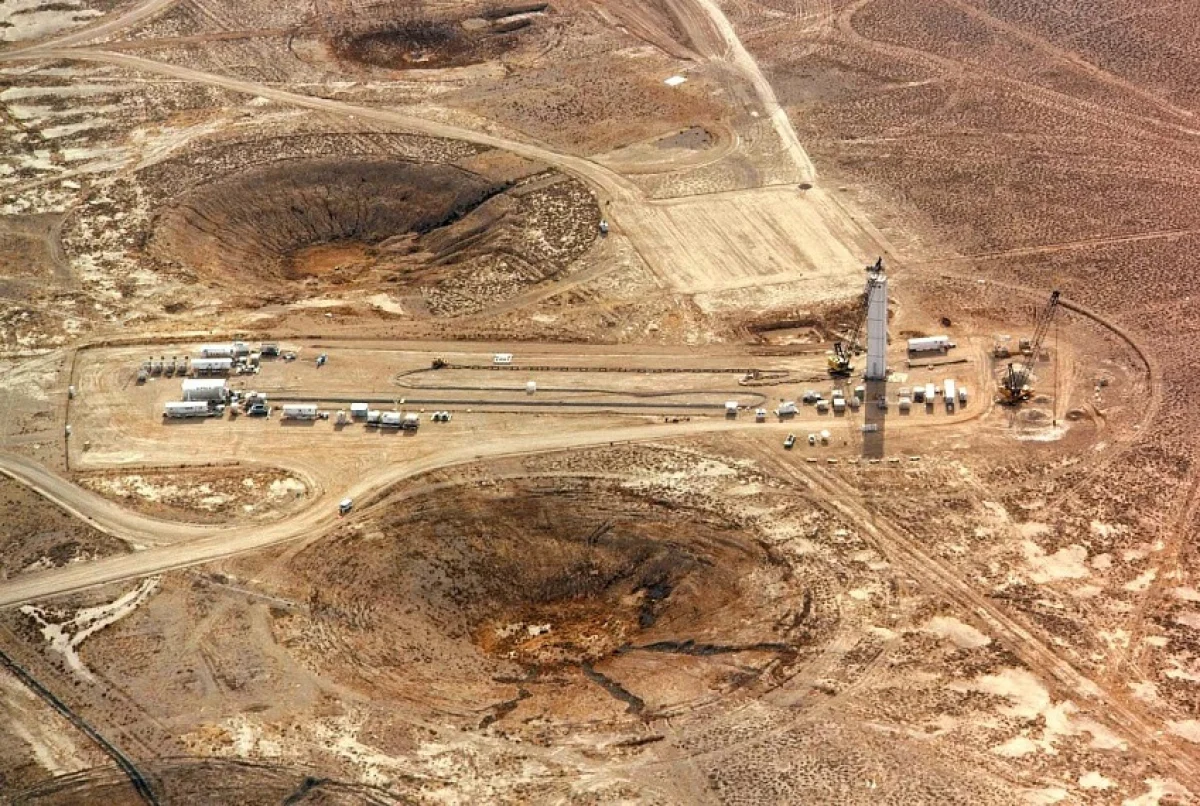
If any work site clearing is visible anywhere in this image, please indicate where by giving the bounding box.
[0,0,1197,803]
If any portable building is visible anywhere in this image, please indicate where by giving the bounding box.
[725,401,739,417]
[493,353,513,365]
[924,383,936,403]
[776,401,797,417]
[200,344,234,358]
[943,380,957,411]
[755,408,767,422]
[833,397,846,412]
[898,396,912,411]
[164,401,212,418]
[907,335,953,353]
[281,403,319,420]
[182,378,227,401]
[350,403,369,418]
[913,385,926,403]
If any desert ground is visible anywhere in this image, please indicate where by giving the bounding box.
[0,0,1197,804]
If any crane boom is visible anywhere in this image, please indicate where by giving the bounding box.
[828,258,884,376]
[1000,290,1060,403]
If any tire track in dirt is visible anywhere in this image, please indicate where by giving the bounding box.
[784,460,1200,792]
[837,0,1200,145]
[939,0,1195,126]
[911,228,1200,265]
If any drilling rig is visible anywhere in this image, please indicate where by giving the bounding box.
[998,290,1060,405]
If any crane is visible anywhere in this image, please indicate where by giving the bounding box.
[998,289,1060,404]
[828,258,884,376]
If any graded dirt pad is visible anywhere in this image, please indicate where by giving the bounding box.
[63,131,599,316]
[0,478,127,581]
[73,465,310,525]
[275,473,816,724]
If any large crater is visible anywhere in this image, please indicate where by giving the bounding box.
[63,133,599,316]
[148,158,501,282]
[274,478,825,726]
[328,3,549,71]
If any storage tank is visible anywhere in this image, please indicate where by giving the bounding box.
[181,378,227,401]
[402,413,420,430]
[281,403,319,420]
[381,411,403,428]
[366,410,382,426]
[200,344,234,358]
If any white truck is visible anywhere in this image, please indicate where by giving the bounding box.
[281,403,319,420]
[164,401,219,419]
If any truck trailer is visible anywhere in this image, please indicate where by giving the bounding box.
[281,403,319,420]
[191,358,233,375]
[943,379,957,411]
[907,335,954,353]
[164,401,218,419]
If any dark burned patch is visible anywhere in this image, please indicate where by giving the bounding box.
[329,4,548,71]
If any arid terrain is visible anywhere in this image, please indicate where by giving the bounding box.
[0,0,1198,804]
